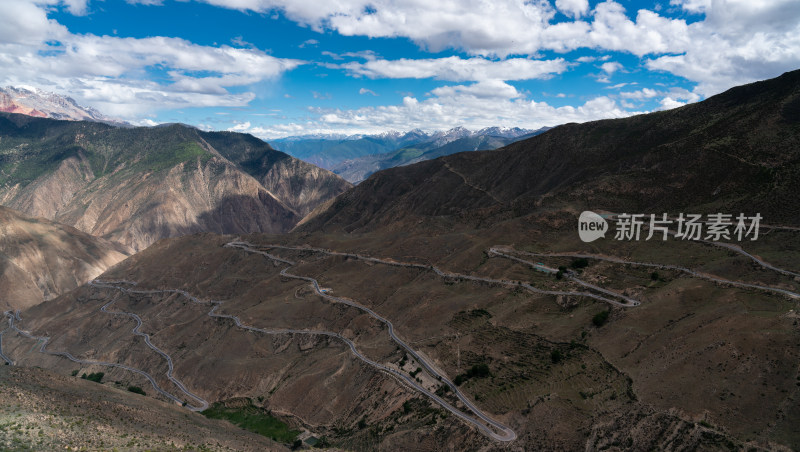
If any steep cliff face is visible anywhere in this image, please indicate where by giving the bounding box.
[260,157,353,218]
[197,130,353,218]
[46,157,299,252]
[0,206,129,310]
[0,115,350,251]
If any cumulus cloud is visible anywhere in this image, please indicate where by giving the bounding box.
[340,56,569,82]
[196,0,689,57]
[227,121,252,131]
[619,88,657,99]
[0,0,301,117]
[647,0,800,96]
[240,80,640,138]
[198,0,800,99]
[600,61,622,74]
[556,0,589,18]
[657,97,686,110]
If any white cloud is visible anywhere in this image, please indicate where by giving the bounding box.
[228,121,251,131]
[136,118,160,126]
[669,0,711,14]
[600,61,622,74]
[0,0,302,118]
[58,0,90,15]
[126,0,164,5]
[153,1,800,102]
[647,0,800,96]
[556,0,589,18]
[299,39,318,48]
[240,80,641,138]
[619,87,657,99]
[657,97,686,110]
[358,88,378,96]
[196,0,688,58]
[194,0,800,100]
[340,56,569,82]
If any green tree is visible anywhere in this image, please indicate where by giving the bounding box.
[592,310,610,327]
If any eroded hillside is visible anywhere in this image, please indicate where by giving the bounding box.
[0,205,128,310]
[0,115,351,251]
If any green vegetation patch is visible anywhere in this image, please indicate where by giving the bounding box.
[81,372,104,383]
[127,386,146,396]
[202,399,299,443]
[137,141,212,173]
[592,310,610,327]
[454,363,491,385]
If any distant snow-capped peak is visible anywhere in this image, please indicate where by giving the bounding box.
[0,86,126,126]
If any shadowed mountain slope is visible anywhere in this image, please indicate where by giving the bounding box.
[0,205,128,310]
[8,71,800,450]
[0,115,350,251]
[304,69,800,233]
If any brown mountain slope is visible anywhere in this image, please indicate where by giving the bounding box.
[0,366,284,451]
[0,116,350,251]
[197,130,353,218]
[303,69,800,233]
[0,205,128,310]
[6,72,800,451]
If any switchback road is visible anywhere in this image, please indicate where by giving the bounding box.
[224,241,517,441]
[495,246,800,300]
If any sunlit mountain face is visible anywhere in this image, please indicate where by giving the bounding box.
[1,1,799,450]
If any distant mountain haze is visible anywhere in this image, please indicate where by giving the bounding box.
[331,127,550,183]
[271,126,541,174]
[302,69,800,233]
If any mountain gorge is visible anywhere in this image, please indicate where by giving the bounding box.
[0,114,351,252]
[4,71,800,450]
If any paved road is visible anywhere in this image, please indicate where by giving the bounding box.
[91,281,209,411]
[224,241,518,442]
[241,242,637,306]
[2,310,197,409]
[704,241,800,279]
[487,248,640,306]
[498,246,800,300]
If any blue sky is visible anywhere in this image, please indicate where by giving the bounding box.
[1,0,799,138]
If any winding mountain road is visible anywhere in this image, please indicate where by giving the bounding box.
[91,281,209,410]
[223,241,517,441]
[494,246,800,300]
[242,242,639,306]
[2,310,200,409]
